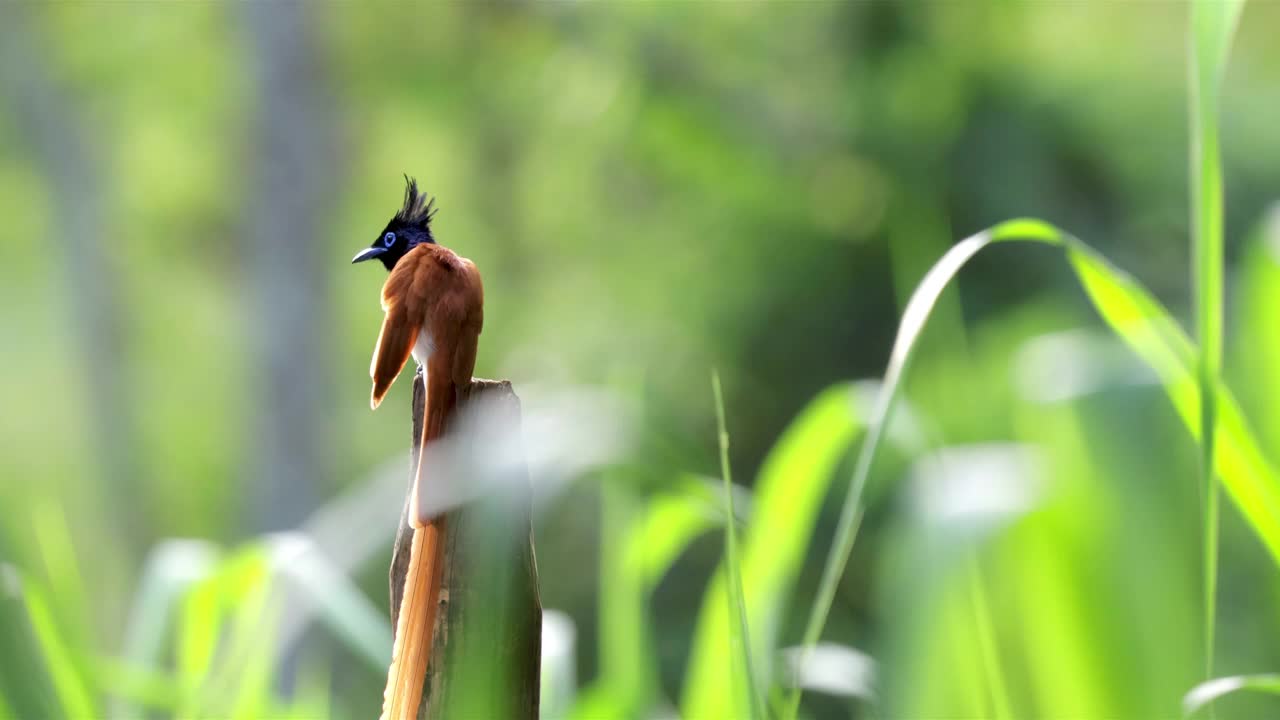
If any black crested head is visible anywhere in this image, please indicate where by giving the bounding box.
[394,175,438,232]
[351,175,439,271]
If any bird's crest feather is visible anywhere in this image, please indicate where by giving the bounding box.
[395,175,438,230]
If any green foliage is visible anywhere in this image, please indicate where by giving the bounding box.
[684,383,871,720]
[574,474,727,719]
[788,213,1280,713]
[3,520,390,720]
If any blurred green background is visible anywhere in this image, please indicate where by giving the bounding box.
[2,1,1280,718]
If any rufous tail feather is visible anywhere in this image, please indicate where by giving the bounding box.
[379,517,445,720]
[379,367,456,720]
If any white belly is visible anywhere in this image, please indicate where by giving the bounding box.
[412,330,436,366]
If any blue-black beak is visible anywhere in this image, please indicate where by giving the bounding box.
[352,246,387,264]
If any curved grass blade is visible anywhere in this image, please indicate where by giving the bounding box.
[1184,674,1280,716]
[781,225,1048,718]
[1065,240,1280,556]
[624,475,730,590]
[683,382,873,720]
[786,218,1280,718]
[267,533,393,672]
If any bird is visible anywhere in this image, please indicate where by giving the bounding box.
[353,176,484,720]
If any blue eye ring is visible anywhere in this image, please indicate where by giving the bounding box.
[383,231,396,247]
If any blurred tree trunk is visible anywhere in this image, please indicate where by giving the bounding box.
[243,0,336,531]
[0,5,141,544]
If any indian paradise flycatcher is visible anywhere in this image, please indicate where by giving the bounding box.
[353,177,484,720]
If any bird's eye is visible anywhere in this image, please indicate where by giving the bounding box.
[383,232,396,247]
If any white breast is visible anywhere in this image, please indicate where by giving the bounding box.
[412,329,436,366]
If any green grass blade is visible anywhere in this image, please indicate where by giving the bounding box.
[269,534,392,672]
[624,476,724,590]
[32,500,88,626]
[787,218,1280,718]
[1232,209,1280,448]
[783,227,1017,719]
[712,370,764,720]
[222,548,275,720]
[173,544,274,719]
[115,540,218,720]
[21,578,96,719]
[1190,0,1245,681]
[591,479,651,718]
[684,382,869,720]
[177,569,223,717]
[574,477,724,720]
[967,555,1012,720]
[95,658,184,712]
[1064,241,1280,559]
[1184,674,1280,716]
[1,567,64,720]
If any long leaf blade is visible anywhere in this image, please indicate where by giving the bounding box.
[1189,0,1244,679]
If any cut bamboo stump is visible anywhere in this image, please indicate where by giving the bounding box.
[389,371,542,719]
